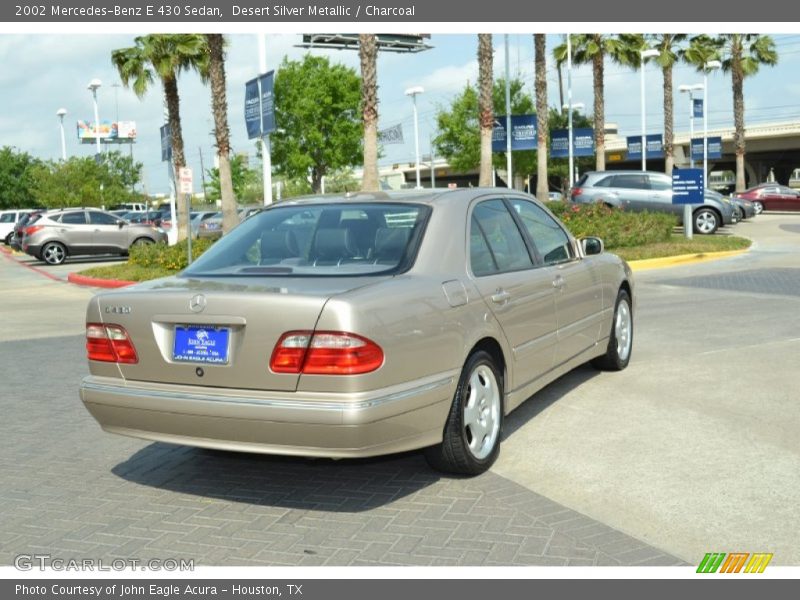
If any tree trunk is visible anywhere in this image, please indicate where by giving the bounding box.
[592,44,606,172]
[206,34,237,235]
[663,62,674,175]
[557,62,564,116]
[478,34,494,187]
[359,34,379,192]
[534,34,549,201]
[731,36,747,192]
[164,75,189,242]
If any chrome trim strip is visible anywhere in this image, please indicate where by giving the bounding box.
[81,376,455,412]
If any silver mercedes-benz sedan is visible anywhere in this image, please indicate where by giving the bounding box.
[80,189,634,475]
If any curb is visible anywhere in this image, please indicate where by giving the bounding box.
[627,248,750,272]
[67,273,136,288]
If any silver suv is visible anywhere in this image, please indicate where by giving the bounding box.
[571,170,737,234]
[22,208,167,265]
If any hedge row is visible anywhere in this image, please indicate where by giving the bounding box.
[129,237,216,272]
[547,201,676,248]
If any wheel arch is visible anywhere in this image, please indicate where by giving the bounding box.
[468,336,506,388]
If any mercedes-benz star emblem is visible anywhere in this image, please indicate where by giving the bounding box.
[189,294,207,313]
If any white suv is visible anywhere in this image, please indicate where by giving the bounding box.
[0,209,35,245]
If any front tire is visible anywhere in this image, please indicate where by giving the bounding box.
[592,288,633,371]
[693,208,719,235]
[424,350,503,475]
[41,241,67,265]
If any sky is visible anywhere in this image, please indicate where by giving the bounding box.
[1,32,800,195]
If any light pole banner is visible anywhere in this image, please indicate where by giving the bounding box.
[245,70,276,139]
[691,136,723,160]
[693,98,704,118]
[550,128,594,158]
[160,124,172,162]
[627,134,664,160]
[492,115,538,152]
[378,123,404,144]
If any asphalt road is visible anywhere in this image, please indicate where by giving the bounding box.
[1,215,798,566]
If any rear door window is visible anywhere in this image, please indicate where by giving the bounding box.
[470,199,534,275]
[611,174,649,190]
[58,211,87,224]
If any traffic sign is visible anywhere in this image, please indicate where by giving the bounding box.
[178,167,193,195]
[672,168,704,204]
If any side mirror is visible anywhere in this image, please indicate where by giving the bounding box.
[117,220,125,229]
[580,237,604,256]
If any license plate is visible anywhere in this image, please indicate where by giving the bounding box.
[173,326,230,364]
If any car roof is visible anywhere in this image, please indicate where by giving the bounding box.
[266,187,536,208]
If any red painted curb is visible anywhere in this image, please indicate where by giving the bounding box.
[67,273,136,288]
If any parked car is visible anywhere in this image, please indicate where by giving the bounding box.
[21,208,167,265]
[733,183,800,213]
[79,189,634,475]
[570,170,737,234]
[729,196,756,220]
[196,212,223,239]
[108,202,147,213]
[190,211,219,238]
[788,168,800,189]
[124,210,166,228]
[9,210,44,251]
[0,209,35,245]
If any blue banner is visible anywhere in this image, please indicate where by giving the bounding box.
[245,70,276,139]
[672,168,705,205]
[492,114,538,152]
[550,128,594,158]
[160,124,171,162]
[691,136,723,161]
[627,134,664,160]
[693,98,704,118]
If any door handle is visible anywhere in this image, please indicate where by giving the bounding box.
[491,289,511,304]
[552,275,566,290]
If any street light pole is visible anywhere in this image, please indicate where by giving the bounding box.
[258,34,273,205]
[639,49,659,171]
[567,35,574,185]
[504,34,512,189]
[405,86,424,189]
[679,83,704,170]
[56,108,67,161]
[87,79,102,158]
[703,60,722,185]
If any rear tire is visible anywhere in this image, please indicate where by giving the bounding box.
[592,288,633,371]
[132,237,154,247]
[4,232,12,245]
[424,351,503,476]
[41,241,67,265]
[753,201,764,215]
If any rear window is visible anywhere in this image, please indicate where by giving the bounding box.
[183,203,430,277]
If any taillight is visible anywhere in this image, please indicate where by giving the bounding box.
[570,187,582,198]
[270,331,384,375]
[86,323,138,364]
[25,225,44,236]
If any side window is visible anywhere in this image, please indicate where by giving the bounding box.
[58,211,87,225]
[593,176,615,188]
[470,199,533,276]
[612,174,648,190]
[0,213,16,223]
[89,212,119,225]
[649,175,673,191]
[509,199,574,266]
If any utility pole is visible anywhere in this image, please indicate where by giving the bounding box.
[198,146,208,203]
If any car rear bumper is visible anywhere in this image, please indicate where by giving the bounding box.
[79,372,457,459]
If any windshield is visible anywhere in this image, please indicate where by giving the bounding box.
[182,202,430,277]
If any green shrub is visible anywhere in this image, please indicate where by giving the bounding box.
[546,201,675,249]
[129,237,216,272]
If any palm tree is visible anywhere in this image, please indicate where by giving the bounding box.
[111,34,207,241]
[534,34,549,200]
[359,34,379,192]
[719,35,778,192]
[477,34,494,186]
[616,34,687,175]
[553,35,626,172]
[204,34,237,235]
